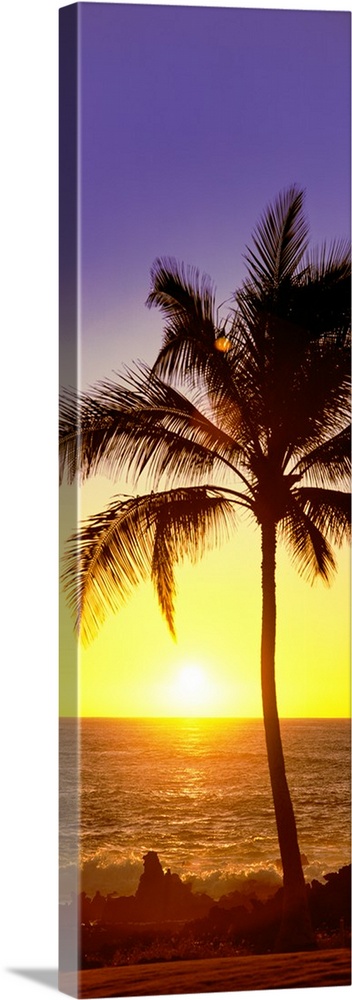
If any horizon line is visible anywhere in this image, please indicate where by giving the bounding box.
[59,714,351,721]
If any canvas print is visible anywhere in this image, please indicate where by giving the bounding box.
[59,3,351,996]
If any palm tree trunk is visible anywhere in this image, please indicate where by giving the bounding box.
[260,517,315,951]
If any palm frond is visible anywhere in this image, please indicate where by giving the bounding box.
[147,257,241,392]
[147,261,268,457]
[63,486,237,643]
[283,338,351,462]
[60,391,82,484]
[147,257,217,383]
[291,425,351,487]
[279,497,336,583]
[293,487,351,547]
[60,363,252,490]
[244,186,309,291]
[147,257,216,335]
[301,239,351,284]
[289,240,351,345]
[257,324,351,468]
[60,389,116,485]
[150,487,236,636]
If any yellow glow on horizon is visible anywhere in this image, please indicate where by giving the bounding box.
[60,475,351,720]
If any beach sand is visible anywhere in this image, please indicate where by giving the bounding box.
[59,948,351,997]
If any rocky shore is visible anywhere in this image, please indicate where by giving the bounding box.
[60,851,351,975]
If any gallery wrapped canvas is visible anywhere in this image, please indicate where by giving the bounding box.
[59,3,351,996]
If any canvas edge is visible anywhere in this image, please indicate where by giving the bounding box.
[59,3,80,995]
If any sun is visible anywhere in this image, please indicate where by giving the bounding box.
[178,663,205,695]
[171,661,214,715]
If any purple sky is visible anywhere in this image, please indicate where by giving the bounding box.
[73,2,350,387]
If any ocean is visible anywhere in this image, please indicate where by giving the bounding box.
[59,717,350,903]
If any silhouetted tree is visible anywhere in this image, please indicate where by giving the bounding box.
[60,187,351,950]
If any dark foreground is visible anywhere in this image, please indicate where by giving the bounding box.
[59,948,351,997]
[59,853,351,996]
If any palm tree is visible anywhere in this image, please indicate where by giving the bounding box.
[60,187,351,951]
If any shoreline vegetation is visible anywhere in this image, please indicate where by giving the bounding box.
[60,851,351,986]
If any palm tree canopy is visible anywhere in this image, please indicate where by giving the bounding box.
[60,186,351,639]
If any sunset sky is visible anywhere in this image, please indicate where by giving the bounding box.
[60,2,350,719]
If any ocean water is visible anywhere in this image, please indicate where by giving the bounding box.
[59,717,350,903]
